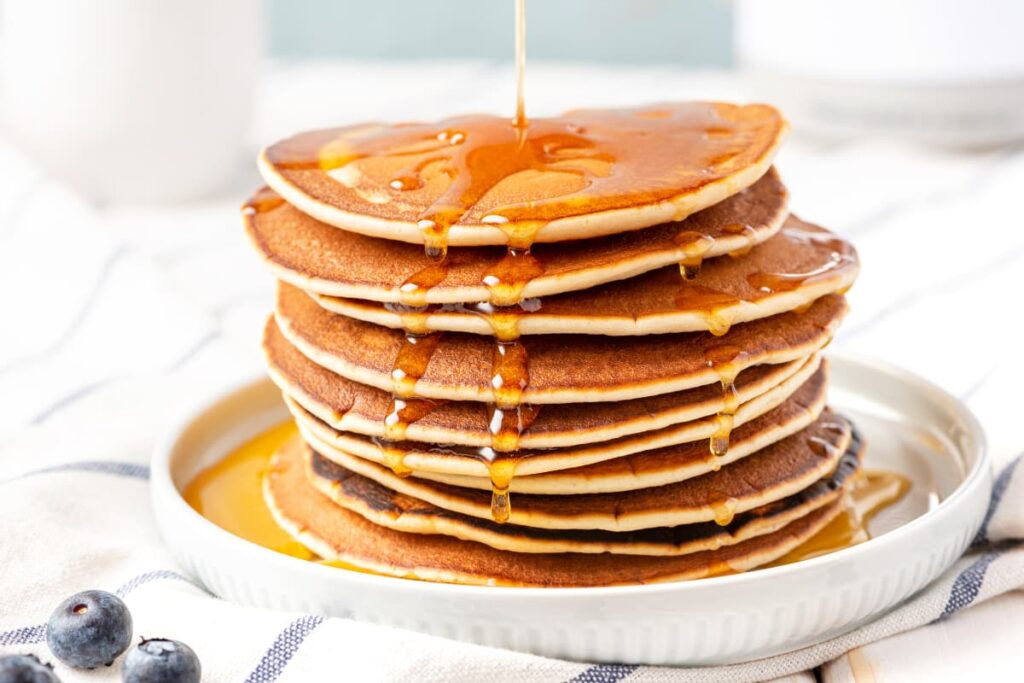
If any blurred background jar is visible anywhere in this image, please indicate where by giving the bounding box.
[735,0,1024,148]
[0,0,262,203]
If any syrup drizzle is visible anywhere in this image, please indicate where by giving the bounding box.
[514,0,527,129]
[482,245,546,307]
[770,470,911,565]
[675,285,740,336]
[378,332,444,476]
[710,496,739,527]
[481,336,537,522]
[747,227,853,294]
[398,262,450,308]
[673,231,714,280]
[704,345,750,458]
[242,186,285,215]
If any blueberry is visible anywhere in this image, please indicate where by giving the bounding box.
[122,638,200,683]
[45,590,132,669]
[0,653,61,682]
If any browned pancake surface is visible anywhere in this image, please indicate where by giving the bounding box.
[265,316,815,447]
[266,436,842,586]
[298,361,828,483]
[275,284,847,402]
[306,428,862,554]
[244,170,787,303]
[314,216,858,334]
[305,410,850,530]
[259,103,786,241]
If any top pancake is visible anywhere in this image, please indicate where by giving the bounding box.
[258,102,787,246]
[243,169,788,304]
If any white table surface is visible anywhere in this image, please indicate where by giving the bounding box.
[2,61,1022,681]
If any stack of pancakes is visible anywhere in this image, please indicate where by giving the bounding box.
[243,102,862,587]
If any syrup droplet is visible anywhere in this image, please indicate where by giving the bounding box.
[390,332,442,398]
[375,438,413,478]
[482,247,546,307]
[383,398,446,442]
[710,414,735,457]
[673,231,714,281]
[675,285,741,336]
[704,344,748,458]
[379,332,445,477]
[491,339,529,409]
[487,457,519,524]
[710,497,739,526]
[488,403,541,453]
[398,261,450,308]
[242,187,285,215]
[383,302,435,336]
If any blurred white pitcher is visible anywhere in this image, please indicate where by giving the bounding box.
[0,0,262,203]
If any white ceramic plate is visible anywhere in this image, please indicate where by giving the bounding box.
[151,354,990,666]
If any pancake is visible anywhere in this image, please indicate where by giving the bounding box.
[258,102,788,247]
[311,216,858,337]
[243,169,788,305]
[300,408,850,532]
[305,430,863,555]
[266,313,817,447]
[291,358,827,481]
[390,382,828,495]
[275,284,846,404]
[265,437,842,587]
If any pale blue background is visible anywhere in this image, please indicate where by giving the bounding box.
[268,0,733,65]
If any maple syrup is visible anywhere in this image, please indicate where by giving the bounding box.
[673,230,715,280]
[187,422,912,574]
[482,247,546,307]
[514,0,527,129]
[398,262,450,308]
[183,421,313,560]
[390,331,442,398]
[747,227,853,294]
[675,285,740,336]
[267,104,773,266]
[704,344,749,458]
[383,302,435,336]
[710,496,740,526]
[241,186,285,215]
[480,336,538,522]
[770,470,910,566]
[379,332,445,476]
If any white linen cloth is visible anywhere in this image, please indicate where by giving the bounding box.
[1,62,1023,682]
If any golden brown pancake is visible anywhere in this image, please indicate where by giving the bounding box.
[301,410,850,532]
[265,314,817,448]
[243,170,788,304]
[274,284,846,404]
[265,436,841,586]
[311,216,858,336]
[258,102,788,247]
[305,429,862,554]
[292,358,827,482]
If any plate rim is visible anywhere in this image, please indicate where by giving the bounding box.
[151,351,990,598]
